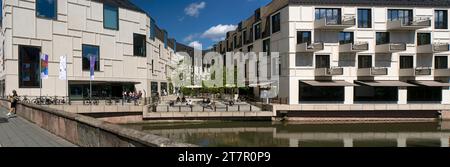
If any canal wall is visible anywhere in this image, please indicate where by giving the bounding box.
[0,99,195,147]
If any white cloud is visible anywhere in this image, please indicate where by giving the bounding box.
[183,34,199,42]
[188,41,203,50]
[184,2,206,17]
[201,24,237,41]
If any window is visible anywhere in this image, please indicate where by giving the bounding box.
[358,55,372,68]
[150,18,156,40]
[297,31,311,44]
[315,8,341,24]
[339,32,354,44]
[435,10,448,29]
[272,13,281,33]
[263,39,270,54]
[254,23,261,40]
[358,9,372,28]
[103,4,118,30]
[388,9,413,25]
[417,33,431,46]
[134,33,146,57]
[19,46,41,88]
[376,32,390,45]
[82,45,100,71]
[243,30,248,44]
[36,0,57,19]
[400,56,414,69]
[435,56,448,69]
[151,60,154,73]
[233,35,237,49]
[164,32,168,49]
[247,45,253,52]
[316,55,330,68]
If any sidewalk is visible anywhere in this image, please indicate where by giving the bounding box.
[0,107,76,147]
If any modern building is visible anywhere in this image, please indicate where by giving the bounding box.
[0,0,181,99]
[213,0,450,107]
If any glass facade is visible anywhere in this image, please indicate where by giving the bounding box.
[435,10,448,29]
[82,45,100,71]
[36,0,57,19]
[358,9,372,28]
[134,33,147,57]
[19,46,41,88]
[104,4,119,30]
[297,31,311,44]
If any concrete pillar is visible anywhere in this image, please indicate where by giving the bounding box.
[344,138,353,147]
[344,86,354,104]
[397,138,407,147]
[398,88,407,105]
[442,88,450,104]
[442,111,450,121]
[289,78,299,105]
[441,138,449,147]
[289,139,299,147]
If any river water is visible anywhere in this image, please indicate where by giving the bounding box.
[124,121,450,147]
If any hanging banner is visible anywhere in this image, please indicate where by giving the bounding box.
[59,56,67,80]
[40,54,49,79]
[90,55,96,80]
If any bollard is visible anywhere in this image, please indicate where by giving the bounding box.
[250,105,252,111]
[167,105,169,112]
[226,105,228,112]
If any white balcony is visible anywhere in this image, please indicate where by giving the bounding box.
[357,67,388,76]
[314,67,344,77]
[375,43,406,53]
[417,43,450,53]
[399,68,432,76]
[339,42,369,53]
[314,16,355,30]
[387,17,431,30]
[415,67,432,76]
[296,42,324,52]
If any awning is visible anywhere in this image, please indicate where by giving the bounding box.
[300,80,356,87]
[355,80,416,87]
[412,80,450,87]
[69,80,141,84]
[249,81,277,88]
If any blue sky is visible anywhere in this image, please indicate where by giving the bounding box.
[130,0,272,49]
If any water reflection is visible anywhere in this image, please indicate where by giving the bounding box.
[124,121,450,147]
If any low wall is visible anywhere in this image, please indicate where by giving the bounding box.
[0,99,195,147]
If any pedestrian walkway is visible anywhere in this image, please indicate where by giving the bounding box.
[0,107,76,147]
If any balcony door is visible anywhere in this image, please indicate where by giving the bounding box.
[358,55,372,68]
[435,56,448,69]
[316,55,330,68]
[388,9,413,25]
[400,56,414,69]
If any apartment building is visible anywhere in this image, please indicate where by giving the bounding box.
[0,0,178,99]
[213,0,450,106]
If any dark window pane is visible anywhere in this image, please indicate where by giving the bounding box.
[358,9,372,28]
[299,82,345,102]
[435,56,448,69]
[297,31,311,44]
[104,4,118,30]
[19,46,41,88]
[358,55,372,68]
[339,32,353,44]
[435,10,448,29]
[376,32,390,45]
[254,23,261,40]
[134,33,146,57]
[272,13,281,33]
[316,55,330,68]
[400,56,414,69]
[36,0,57,19]
[82,45,100,71]
[417,33,431,45]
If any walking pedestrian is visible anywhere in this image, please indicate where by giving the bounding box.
[7,90,18,117]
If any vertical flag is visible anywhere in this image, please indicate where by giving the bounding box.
[40,54,49,79]
[59,56,67,80]
[90,54,96,80]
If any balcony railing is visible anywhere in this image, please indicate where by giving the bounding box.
[415,67,432,75]
[417,43,450,53]
[315,67,344,76]
[339,41,369,53]
[357,67,388,76]
[435,68,450,77]
[387,17,431,30]
[314,15,356,30]
[296,42,324,52]
[376,43,407,53]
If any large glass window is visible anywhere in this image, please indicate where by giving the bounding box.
[358,9,372,28]
[315,8,341,24]
[103,4,118,30]
[435,10,448,29]
[400,56,414,69]
[82,45,100,71]
[36,0,57,19]
[358,55,372,68]
[339,32,354,44]
[354,87,398,102]
[435,56,448,69]
[376,32,390,45]
[19,46,41,88]
[388,9,413,25]
[272,13,281,33]
[297,31,311,44]
[151,82,158,96]
[254,23,261,40]
[417,33,431,46]
[134,33,146,57]
[299,82,345,102]
[316,55,330,68]
[263,38,270,53]
[408,87,442,102]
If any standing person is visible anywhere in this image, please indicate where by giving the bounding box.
[7,90,18,117]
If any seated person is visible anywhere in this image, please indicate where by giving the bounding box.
[176,97,181,103]
[181,96,187,103]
